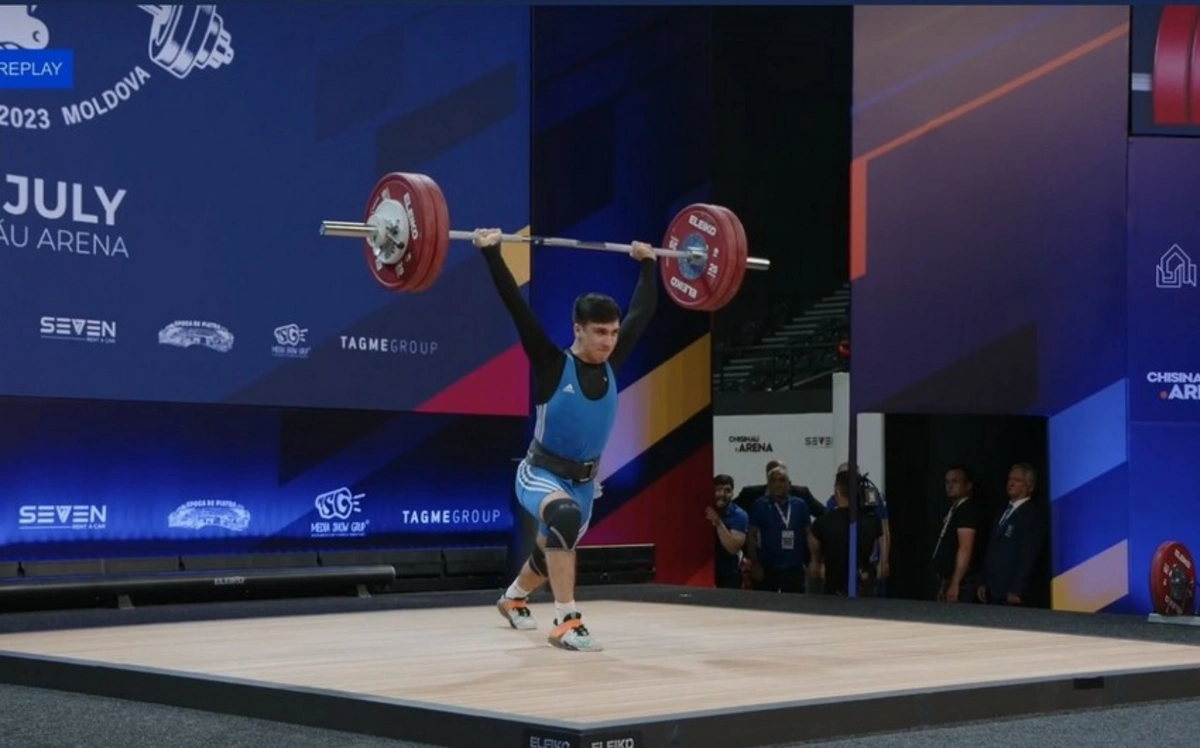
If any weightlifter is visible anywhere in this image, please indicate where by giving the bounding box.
[474,227,658,652]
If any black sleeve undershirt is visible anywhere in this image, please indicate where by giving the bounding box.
[481,243,658,406]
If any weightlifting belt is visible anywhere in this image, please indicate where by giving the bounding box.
[526,440,598,484]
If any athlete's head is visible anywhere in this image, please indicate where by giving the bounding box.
[572,293,621,363]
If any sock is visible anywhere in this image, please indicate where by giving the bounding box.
[505,580,529,600]
[555,600,578,622]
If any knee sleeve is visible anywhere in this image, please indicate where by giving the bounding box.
[543,498,583,550]
[529,545,548,577]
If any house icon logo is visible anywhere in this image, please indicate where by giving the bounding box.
[1156,244,1198,289]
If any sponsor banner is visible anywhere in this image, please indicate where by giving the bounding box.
[1,490,511,545]
[715,378,884,500]
[0,4,529,415]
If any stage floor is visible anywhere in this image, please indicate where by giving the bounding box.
[1,599,1200,724]
[2,587,1200,747]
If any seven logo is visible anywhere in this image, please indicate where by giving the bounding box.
[0,5,235,131]
[40,315,116,344]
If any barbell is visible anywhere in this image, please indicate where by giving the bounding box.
[318,172,770,313]
[1132,5,1200,125]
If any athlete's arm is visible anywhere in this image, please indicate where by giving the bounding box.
[609,244,658,372]
[474,229,564,401]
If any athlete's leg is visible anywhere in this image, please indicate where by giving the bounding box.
[498,463,565,630]
[539,491,599,652]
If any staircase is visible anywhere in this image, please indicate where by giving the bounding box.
[714,282,850,392]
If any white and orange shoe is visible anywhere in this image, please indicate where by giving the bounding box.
[548,612,602,652]
[496,596,537,631]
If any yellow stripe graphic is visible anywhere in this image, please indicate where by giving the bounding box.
[502,225,531,286]
[598,333,712,482]
[1052,540,1129,613]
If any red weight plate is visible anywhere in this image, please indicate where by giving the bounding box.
[696,204,741,313]
[408,174,451,293]
[660,204,737,311]
[394,172,440,292]
[1152,6,1198,125]
[1149,540,1197,615]
[709,205,749,313]
[1191,9,1200,124]
[362,172,434,292]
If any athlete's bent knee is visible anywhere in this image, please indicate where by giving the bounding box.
[543,498,583,550]
[529,545,549,576]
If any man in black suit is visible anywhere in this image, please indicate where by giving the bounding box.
[735,459,826,520]
[977,463,1046,606]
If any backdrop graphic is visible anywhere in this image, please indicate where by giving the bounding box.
[851,7,1135,612]
[0,397,520,562]
[0,4,530,416]
[713,406,884,502]
[528,7,715,586]
[1126,136,1200,614]
[714,414,839,499]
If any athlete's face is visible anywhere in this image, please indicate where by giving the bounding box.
[574,321,619,363]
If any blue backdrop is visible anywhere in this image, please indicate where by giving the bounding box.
[0,3,530,415]
[1126,136,1200,613]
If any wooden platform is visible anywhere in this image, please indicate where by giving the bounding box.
[2,592,1200,747]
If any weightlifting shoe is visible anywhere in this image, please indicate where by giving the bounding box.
[548,612,602,652]
[496,596,537,631]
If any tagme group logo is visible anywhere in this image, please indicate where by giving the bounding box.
[0,5,235,128]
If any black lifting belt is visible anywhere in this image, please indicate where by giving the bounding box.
[526,440,599,483]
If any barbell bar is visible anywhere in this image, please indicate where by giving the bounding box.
[318,172,770,312]
[322,221,770,271]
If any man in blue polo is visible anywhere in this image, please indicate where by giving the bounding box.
[746,464,812,593]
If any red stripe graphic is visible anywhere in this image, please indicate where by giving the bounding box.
[414,344,529,416]
[582,445,714,586]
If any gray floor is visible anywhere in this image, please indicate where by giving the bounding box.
[0,682,1196,748]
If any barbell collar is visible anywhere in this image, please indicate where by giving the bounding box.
[320,221,378,239]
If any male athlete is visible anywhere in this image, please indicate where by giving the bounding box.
[473,227,657,652]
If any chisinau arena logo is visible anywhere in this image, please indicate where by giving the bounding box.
[0,5,234,130]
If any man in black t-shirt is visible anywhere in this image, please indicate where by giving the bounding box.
[931,464,985,603]
[809,470,881,596]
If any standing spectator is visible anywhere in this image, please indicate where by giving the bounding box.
[810,469,882,595]
[977,463,1046,606]
[707,474,749,589]
[745,465,812,593]
[736,459,826,520]
[825,462,891,595]
[932,464,984,603]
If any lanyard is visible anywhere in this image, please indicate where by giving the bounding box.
[773,500,792,528]
[933,498,968,559]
